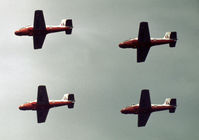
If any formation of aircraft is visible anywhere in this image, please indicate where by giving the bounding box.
[121,89,177,127]
[15,10,73,49]
[19,85,75,123]
[16,10,178,126]
[119,22,177,62]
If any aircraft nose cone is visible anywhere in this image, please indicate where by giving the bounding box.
[19,106,22,110]
[15,31,19,35]
[15,31,21,36]
[120,109,126,114]
[119,42,128,48]
[19,105,25,110]
[119,43,124,48]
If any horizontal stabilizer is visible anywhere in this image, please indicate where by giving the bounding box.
[68,103,74,109]
[164,98,177,113]
[60,19,73,34]
[169,98,177,113]
[66,19,73,27]
[169,32,177,47]
[65,29,72,34]
[164,32,177,47]
[62,94,75,109]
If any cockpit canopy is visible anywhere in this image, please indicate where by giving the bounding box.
[20,25,31,29]
[25,100,36,103]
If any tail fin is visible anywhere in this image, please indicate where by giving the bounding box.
[164,98,177,113]
[62,94,75,108]
[60,19,73,34]
[164,32,177,47]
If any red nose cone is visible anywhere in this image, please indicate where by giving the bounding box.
[15,31,19,35]
[120,109,125,114]
[15,30,22,36]
[119,42,128,48]
[119,43,124,48]
[19,105,22,110]
[19,105,25,110]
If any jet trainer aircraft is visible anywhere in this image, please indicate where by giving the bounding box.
[19,85,75,123]
[15,10,73,49]
[119,22,177,62]
[121,89,177,127]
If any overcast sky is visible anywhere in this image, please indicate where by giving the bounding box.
[0,0,199,140]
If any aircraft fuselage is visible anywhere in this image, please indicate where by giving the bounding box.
[119,38,175,49]
[15,26,72,36]
[19,100,74,110]
[121,104,175,114]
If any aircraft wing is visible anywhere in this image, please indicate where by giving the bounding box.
[137,45,150,62]
[33,34,46,49]
[139,89,151,109]
[34,10,46,30]
[137,22,151,62]
[138,22,150,43]
[138,113,151,127]
[37,85,49,105]
[33,10,46,49]
[37,109,49,123]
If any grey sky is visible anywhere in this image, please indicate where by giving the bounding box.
[0,0,199,140]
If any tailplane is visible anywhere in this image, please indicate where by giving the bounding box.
[60,19,73,34]
[164,32,177,47]
[164,98,177,113]
[62,94,75,108]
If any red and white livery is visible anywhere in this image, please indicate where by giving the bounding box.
[121,89,177,127]
[19,85,75,123]
[119,22,177,62]
[15,10,73,49]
